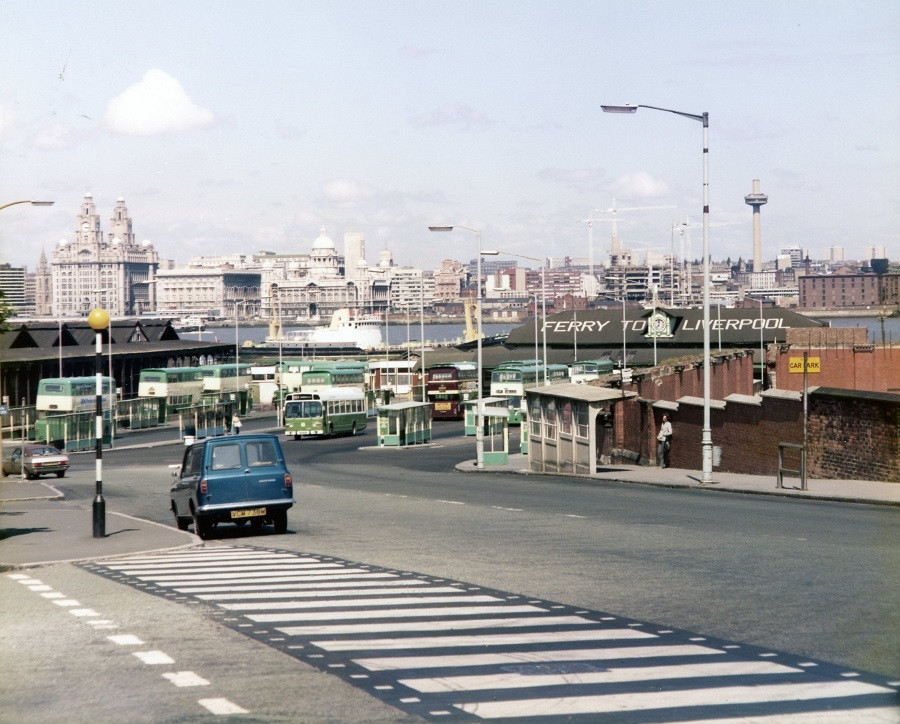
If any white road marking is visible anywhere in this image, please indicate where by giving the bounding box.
[401,660,804,692]
[52,599,80,607]
[257,604,545,624]
[563,514,587,518]
[170,572,398,591]
[453,680,897,718]
[437,500,465,505]
[162,671,210,687]
[68,608,100,617]
[182,578,414,596]
[356,644,722,671]
[196,585,466,601]
[197,698,249,715]
[7,573,30,579]
[277,615,598,636]
[144,568,375,583]
[41,592,66,599]
[108,634,145,646]
[316,628,655,652]
[132,651,175,665]
[28,585,53,591]
[219,594,503,611]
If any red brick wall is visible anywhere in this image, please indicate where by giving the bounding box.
[608,351,898,482]
[772,343,900,394]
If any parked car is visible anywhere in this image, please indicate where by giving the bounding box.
[170,433,294,539]
[1,444,70,479]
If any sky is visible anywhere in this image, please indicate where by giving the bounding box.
[1,1,897,273]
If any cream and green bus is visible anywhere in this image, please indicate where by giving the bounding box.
[283,388,368,439]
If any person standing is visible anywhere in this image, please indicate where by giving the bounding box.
[657,414,673,468]
[231,413,242,435]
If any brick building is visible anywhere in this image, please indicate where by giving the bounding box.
[799,267,899,310]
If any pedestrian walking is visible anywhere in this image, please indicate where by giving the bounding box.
[656,414,672,468]
[231,413,242,435]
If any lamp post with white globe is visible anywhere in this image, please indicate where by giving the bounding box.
[88,307,110,537]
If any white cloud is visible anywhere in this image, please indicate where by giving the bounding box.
[33,123,72,149]
[409,104,493,130]
[608,172,670,198]
[103,69,214,135]
[323,179,373,205]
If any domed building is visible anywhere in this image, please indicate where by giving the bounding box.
[46,193,159,317]
[308,227,342,282]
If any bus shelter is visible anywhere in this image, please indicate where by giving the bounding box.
[463,397,508,437]
[377,401,432,447]
[179,398,237,442]
[525,384,636,474]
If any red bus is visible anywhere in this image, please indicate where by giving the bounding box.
[426,362,479,420]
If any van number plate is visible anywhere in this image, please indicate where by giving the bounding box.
[232,507,266,519]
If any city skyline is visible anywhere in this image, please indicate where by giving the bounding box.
[1,2,897,272]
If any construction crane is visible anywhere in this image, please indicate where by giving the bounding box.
[597,199,676,266]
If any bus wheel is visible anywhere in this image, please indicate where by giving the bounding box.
[329,424,334,436]
[351,423,357,436]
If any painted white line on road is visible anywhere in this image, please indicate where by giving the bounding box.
[317,628,656,652]
[452,680,897,718]
[278,615,598,637]
[401,660,804,693]
[16,578,42,585]
[182,578,413,597]
[356,644,721,671]
[7,573,30,580]
[133,563,346,579]
[563,514,587,518]
[162,671,210,688]
[52,599,80,607]
[437,500,465,505]
[41,592,66,599]
[105,554,307,569]
[108,634,145,646]
[260,604,546,624]
[28,584,53,591]
[68,608,100,617]
[86,620,116,627]
[196,585,466,601]
[220,594,503,611]
[132,651,175,665]
[197,698,249,715]
[171,573,399,593]
[144,568,374,583]
[492,506,523,512]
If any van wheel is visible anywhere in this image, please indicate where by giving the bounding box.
[192,510,210,539]
[172,505,190,531]
[272,510,288,534]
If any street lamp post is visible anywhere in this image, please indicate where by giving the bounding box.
[88,307,110,537]
[482,250,548,385]
[429,226,484,468]
[601,103,713,483]
[0,200,54,409]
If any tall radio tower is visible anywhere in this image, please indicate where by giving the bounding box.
[744,179,768,273]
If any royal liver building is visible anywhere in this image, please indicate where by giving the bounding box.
[42,194,159,317]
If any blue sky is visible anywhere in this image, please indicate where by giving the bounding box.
[1,1,897,272]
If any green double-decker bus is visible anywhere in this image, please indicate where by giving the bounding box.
[283,388,368,439]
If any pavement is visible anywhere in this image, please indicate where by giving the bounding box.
[2,412,897,571]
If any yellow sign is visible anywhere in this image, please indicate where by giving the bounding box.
[789,357,821,373]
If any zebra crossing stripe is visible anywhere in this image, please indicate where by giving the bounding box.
[355,644,724,671]
[400,660,805,692]
[314,628,656,652]
[82,546,900,721]
[257,604,546,623]
[193,581,444,599]
[277,615,595,636]
[219,594,503,611]
[452,680,896,718]
[171,574,399,593]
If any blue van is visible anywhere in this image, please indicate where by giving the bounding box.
[170,434,294,539]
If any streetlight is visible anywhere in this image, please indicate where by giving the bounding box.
[429,225,484,468]
[271,284,284,424]
[88,307,110,537]
[601,102,714,484]
[0,200,54,408]
[482,249,548,385]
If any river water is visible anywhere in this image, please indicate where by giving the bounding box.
[198,316,897,347]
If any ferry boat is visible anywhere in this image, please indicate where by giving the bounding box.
[172,316,205,333]
[263,309,383,353]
